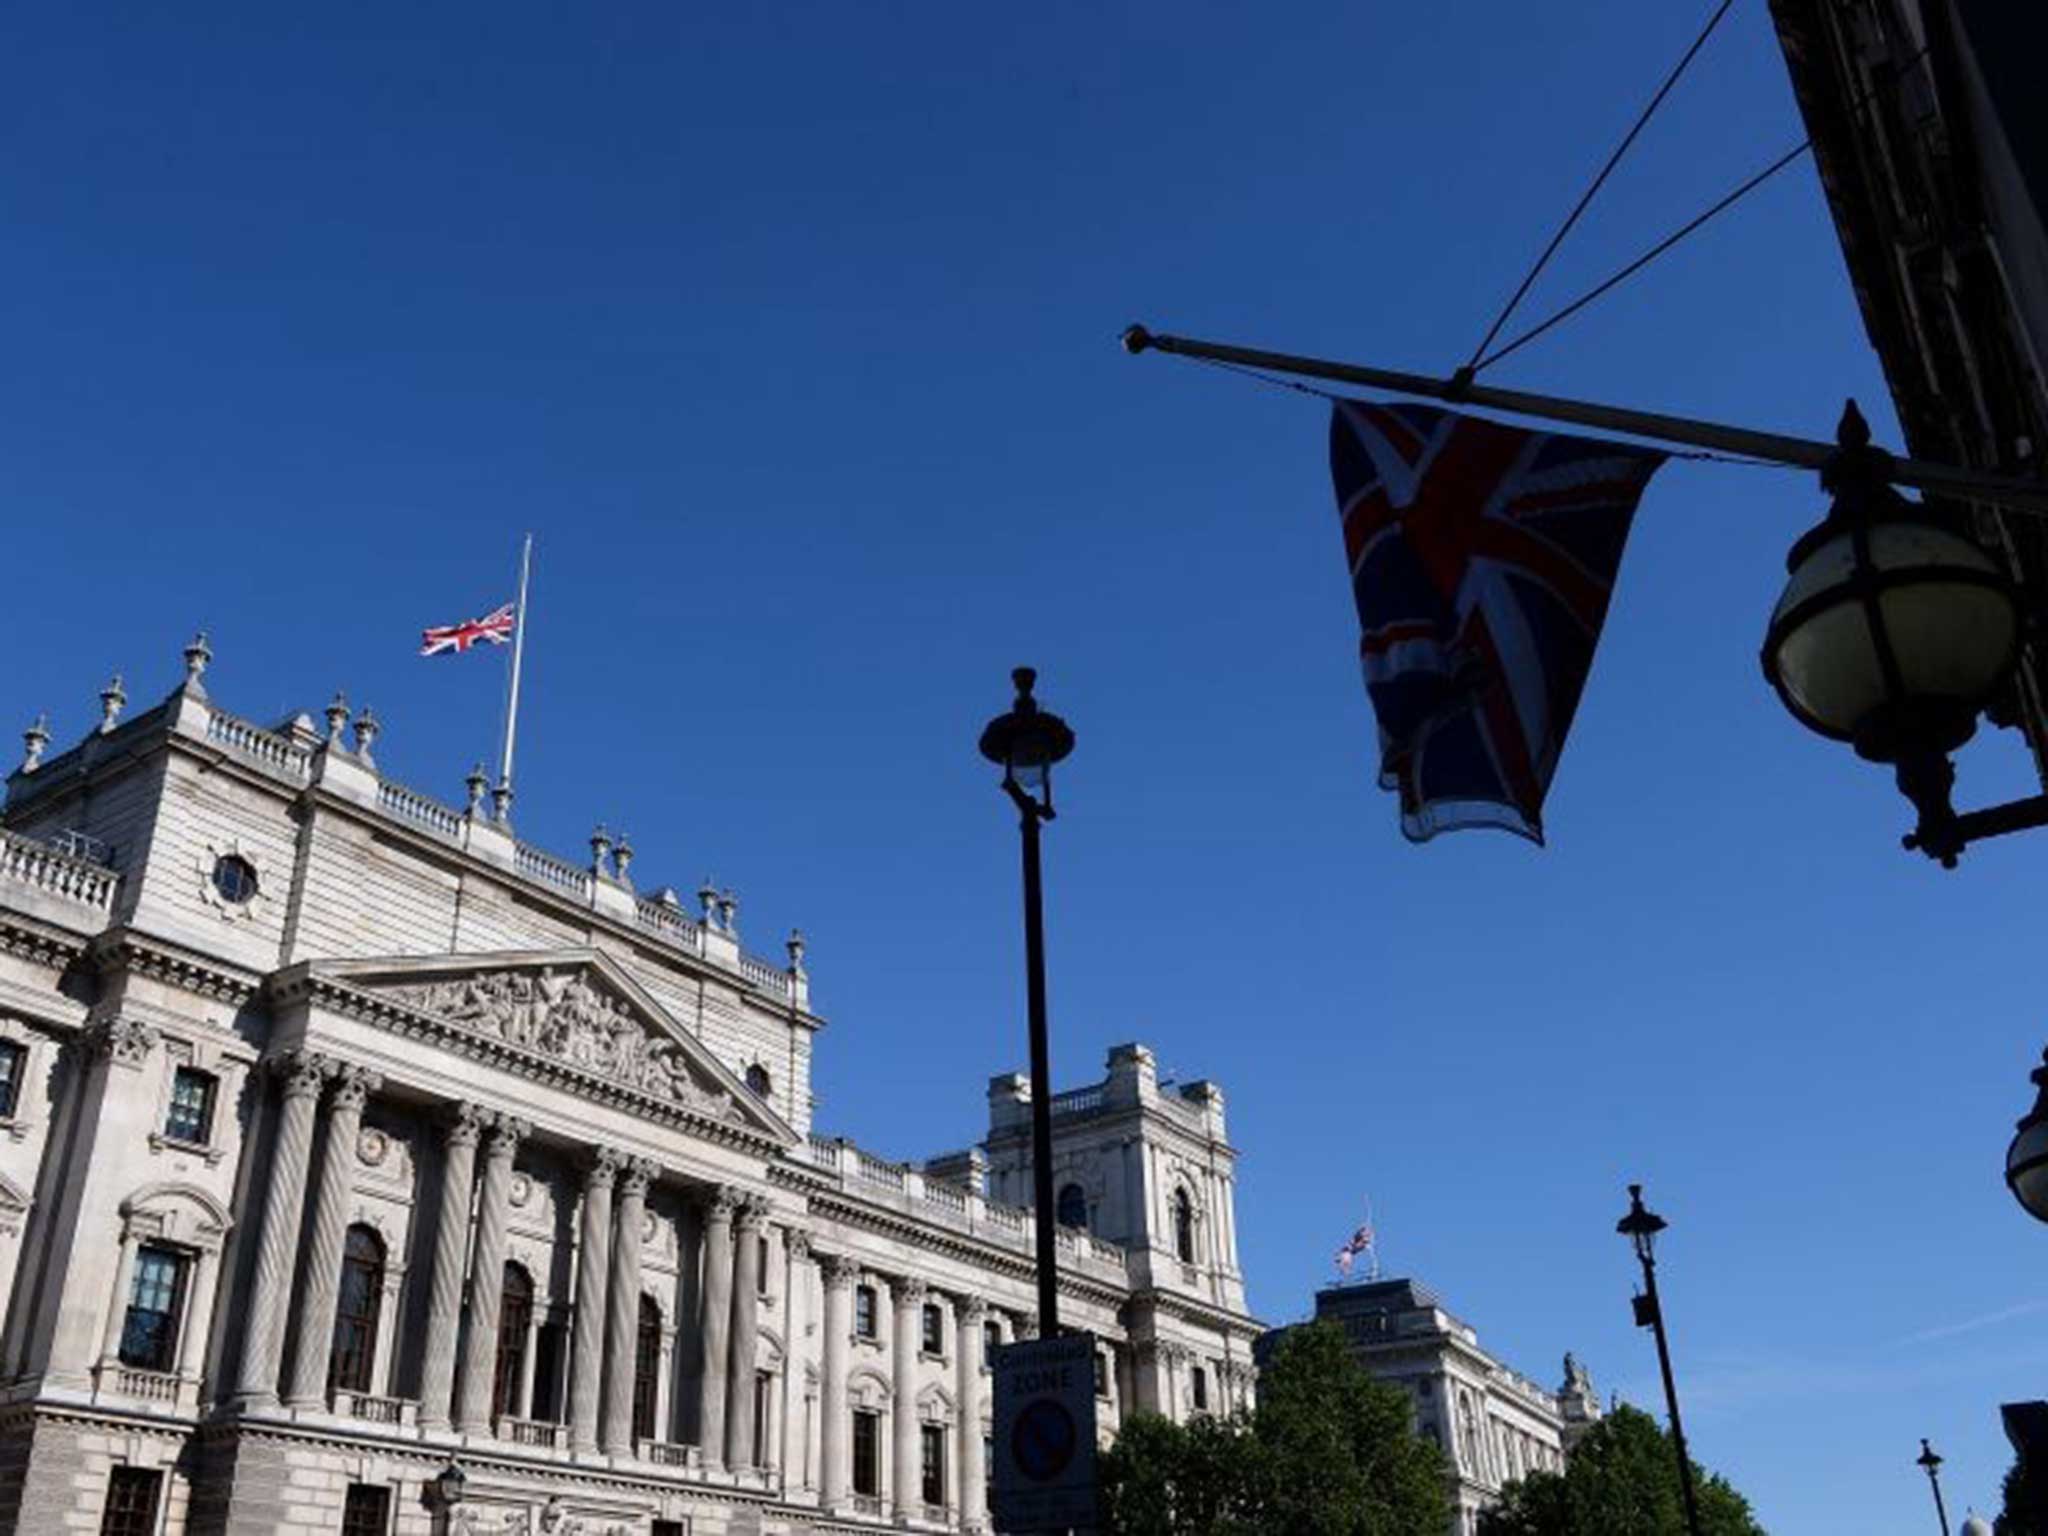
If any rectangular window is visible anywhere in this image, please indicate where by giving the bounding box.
[855,1284,877,1339]
[98,1468,161,1536]
[1192,1365,1208,1412]
[164,1067,216,1144]
[852,1408,881,1496]
[983,1319,1001,1368]
[758,1234,770,1293]
[340,1484,391,1536]
[921,1302,944,1356]
[118,1245,188,1372]
[531,1319,566,1424]
[653,1524,687,1536]
[921,1421,946,1508]
[984,1434,995,1486]
[0,1040,24,1119]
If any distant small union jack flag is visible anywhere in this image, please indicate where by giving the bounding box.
[420,602,516,657]
[1329,399,1667,843]
[1334,1221,1375,1278]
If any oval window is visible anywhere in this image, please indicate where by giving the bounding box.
[212,854,259,905]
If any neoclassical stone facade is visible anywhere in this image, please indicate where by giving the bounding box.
[1259,1278,1600,1536]
[0,642,1261,1535]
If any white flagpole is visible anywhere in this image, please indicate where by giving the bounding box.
[497,533,534,811]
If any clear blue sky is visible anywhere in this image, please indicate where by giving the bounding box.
[4,4,2041,1528]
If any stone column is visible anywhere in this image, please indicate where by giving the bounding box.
[453,1114,527,1433]
[568,1146,622,1454]
[415,1102,485,1431]
[724,1196,767,1469]
[234,1050,330,1403]
[285,1063,382,1408]
[96,1227,140,1367]
[956,1295,988,1531]
[891,1276,926,1521]
[602,1156,657,1455]
[818,1253,856,1511]
[694,1186,739,1471]
[176,1247,223,1382]
[777,1229,811,1486]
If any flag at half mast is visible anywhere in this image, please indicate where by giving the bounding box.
[1329,399,1667,843]
[420,602,516,656]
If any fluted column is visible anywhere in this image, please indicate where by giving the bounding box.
[695,1186,739,1471]
[602,1156,657,1455]
[956,1295,988,1531]
[234,1051,331,1403]
[416,1103,486,1430]
[725,1196,768,1469]
[285,1063,382,1407]
[453,1114,528,1433]
[891,1276,926,1521]
[818,1253,856,1511]
[568,1146,622,1453]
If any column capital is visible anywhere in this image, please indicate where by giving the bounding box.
[582,1144,626,1189]
[329,1062,383,1111]
[272,1048,333,1099]
[484,1113,530,1158]
[956,1294,989,1325]
[442,1100,489,1149]
[82,1016,159,1070]
[734,1193,771,1233]
[1013,1313,1040,1341]
[819,1252,860,1291]
[894,1275,929,1308]
[619,1155,659,1198]
[785,1229,813,1264]
[705,1184,743,1223]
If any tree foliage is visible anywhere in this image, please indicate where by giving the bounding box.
[1475,1404,1766,1536]
[1997,1448,2048,1535]
[1099,1321,1448,1536]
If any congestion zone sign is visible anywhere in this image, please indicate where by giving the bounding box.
[991,1331,1099,1533]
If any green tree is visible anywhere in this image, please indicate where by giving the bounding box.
[1099,1321,1448,1536]
[1996,1447,2048,1535]
[1476,1404,1766,1536]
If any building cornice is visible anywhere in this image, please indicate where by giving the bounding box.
[269,967,791,1159]
[0,912,93,973]
[90,927,264,1005]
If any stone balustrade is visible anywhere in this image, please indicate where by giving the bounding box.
[204,708,315,781]
[376,780,465,841]
[336,1391,416,1427]
[0,827,119,912]
[501,1416,568,1449]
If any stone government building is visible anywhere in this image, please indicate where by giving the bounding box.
[0,640,1262,1535]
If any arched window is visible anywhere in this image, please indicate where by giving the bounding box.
[328,1224,385,1393]
[632,1296,662,1442]
[744,1063,772,1100]
[493,1263,534,1422]
[1172,1188,1195,1263]
[1056,1183,1088,1230]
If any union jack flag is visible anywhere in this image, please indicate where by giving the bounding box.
[1334,1221,1375,1277]
[420,602,516,657]
[1329,399,1666,843]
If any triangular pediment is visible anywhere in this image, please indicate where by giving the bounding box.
[299,948,797,1146]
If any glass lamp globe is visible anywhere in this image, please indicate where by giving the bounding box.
[2007,1058,2048,1224]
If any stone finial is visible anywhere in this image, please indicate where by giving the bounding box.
[490,777,513,823]
[612,832,634,883]
[697,877,719,925]
[98,674,127,734]
[324,691,350,744]
[786,928,807,975]
[21,713,50,774]
[465,763,489,817]
[351,706,379,761]
[590,824,613,871]
[182,631,212,695]
[717,889,739,935]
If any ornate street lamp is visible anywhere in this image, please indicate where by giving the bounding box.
[1916,1438,1952,1536]
[980,667,1075,1336]
[1762,402,2028,867]
[2005,1052,2048,1224]
[430,1460,467,1511]
[1617,1184,1704,1536]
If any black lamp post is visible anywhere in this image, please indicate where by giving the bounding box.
[1617,1184,1703,1536]
[1762,401,2027,867]
[1917,1438,1952,1536]
[980,667,1076,1336]
[430,1461,466,1528]
[2005,1053,2048,1224]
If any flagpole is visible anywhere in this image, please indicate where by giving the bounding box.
[497,533,533,813]
[1120,325,2048,516]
